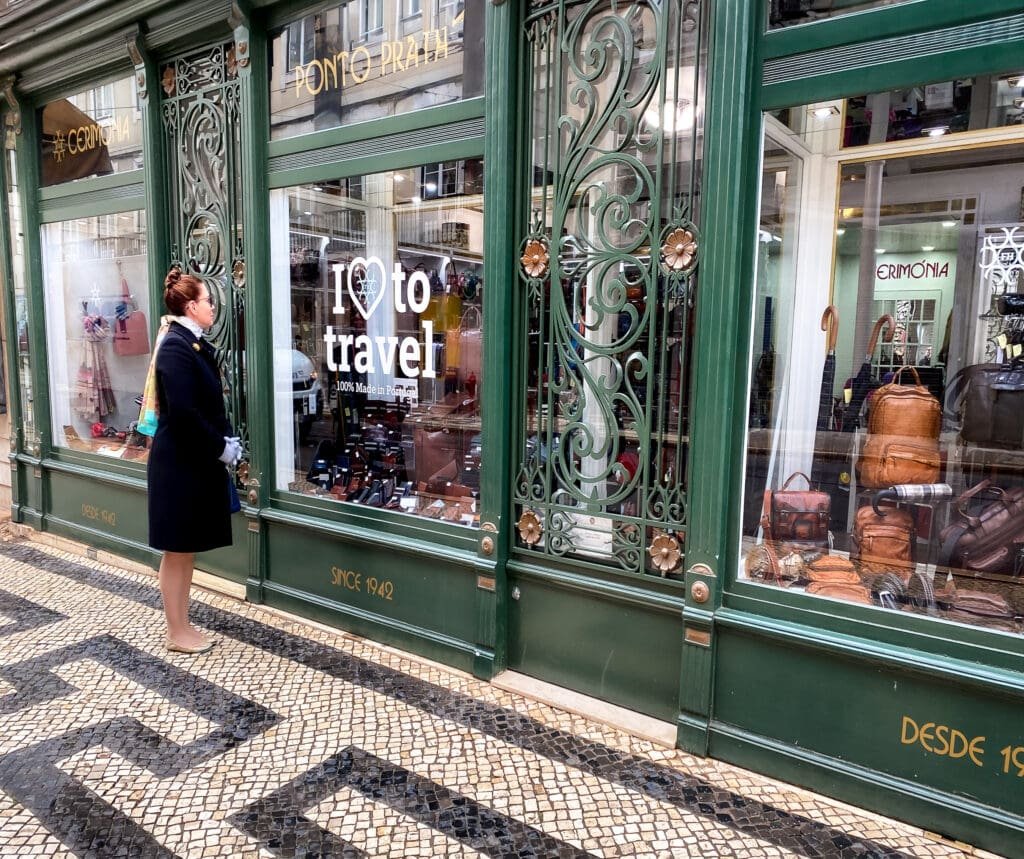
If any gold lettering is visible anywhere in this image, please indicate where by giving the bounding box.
[434,26,449,61]
[900,716,918,745]
[381,41,394,75]
[351,45,371,83]
[392,40,406,73]
[919,722,936,753]
[406,36,420,69]
[933,725,949,756]
[118,112,131,141]
[309,59,326,95]
[335,51,350,86]
[323,55,338,92]
[969,736,985,768]
[949,729,969,759]
[294,64,306,98]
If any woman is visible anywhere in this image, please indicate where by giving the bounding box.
[148,267,241,654]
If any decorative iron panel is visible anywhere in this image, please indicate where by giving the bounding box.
[160,43,248,448]
[514,0,705,578]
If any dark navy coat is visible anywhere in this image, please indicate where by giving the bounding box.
[147,322,234,553]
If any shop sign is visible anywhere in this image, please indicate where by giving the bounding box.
[900,714,1024,776]
[292,28,451,97]
[875,259,950,281]
[49,113,136,164]
[979,226,1024,290]
[323,257,437,397]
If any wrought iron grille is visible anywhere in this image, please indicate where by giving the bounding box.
[160,43,248,447]
[514,0,705,577]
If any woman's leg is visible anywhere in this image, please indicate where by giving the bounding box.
[159,551,207,647]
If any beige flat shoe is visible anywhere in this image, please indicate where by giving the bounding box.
[165,636,216,654]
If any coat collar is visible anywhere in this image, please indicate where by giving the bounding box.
[169,320,217,360]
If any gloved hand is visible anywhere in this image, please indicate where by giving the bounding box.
[219,436,242,466]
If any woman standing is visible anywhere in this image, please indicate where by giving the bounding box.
[148,267,241,653]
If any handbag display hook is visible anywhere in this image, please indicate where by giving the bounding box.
[820,305,838,353]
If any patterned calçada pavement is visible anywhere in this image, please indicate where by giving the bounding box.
[0,532,1002,858]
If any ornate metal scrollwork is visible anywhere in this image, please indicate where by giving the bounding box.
[161,43,249,456]
[513,1,705,577]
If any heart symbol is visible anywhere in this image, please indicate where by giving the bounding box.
[347,256,389,321]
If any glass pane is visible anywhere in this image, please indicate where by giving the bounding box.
[268,0,484,139]
[7,148,34,439]
[774,72,1024,150]
[740,114,1024,636]
[271,158,484,525]
[41,212,152,461]
[38,75,144,187]
[769,0,912,29]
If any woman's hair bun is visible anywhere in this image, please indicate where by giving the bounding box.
[164,265,182,291]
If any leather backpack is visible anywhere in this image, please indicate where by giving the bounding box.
[858,366,941,489]
[938,480,1024,577]
[761,471,830,549]
[851,504,915,576]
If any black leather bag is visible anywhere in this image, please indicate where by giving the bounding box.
[996,293,1024,316]
[947,362,1024,448]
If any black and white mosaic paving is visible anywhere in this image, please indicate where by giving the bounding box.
[0,539,989,858]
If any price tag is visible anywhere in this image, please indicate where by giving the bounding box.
[997,333,1009,349]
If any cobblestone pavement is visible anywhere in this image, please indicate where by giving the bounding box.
[0,537,998,858]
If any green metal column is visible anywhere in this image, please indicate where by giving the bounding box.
[678,0,763,753]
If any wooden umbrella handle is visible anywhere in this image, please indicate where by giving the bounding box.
[820,305,838,352]
[867,314,894,356]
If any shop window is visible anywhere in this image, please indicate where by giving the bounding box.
[270,159,484,526]
[41,212,151,461]
[37,75,144,187]
[773,74,1024,150]
[6,148,34,441]
[268,0,483,138]
[741,97,1024,634]
[769,0,912,29]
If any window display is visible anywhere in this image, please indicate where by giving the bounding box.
[268,0,484,139]
[741,103,1024,634]
[38,76,144,187]
[270,159,484,525]
[41,213,151,460]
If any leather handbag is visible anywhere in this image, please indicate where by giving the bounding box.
[945,588,1018,632]
[938,480,1024,577]
[760,471,830,549]
[113,273,150,357]
[858,366,941,488]
[806,581,873,604]
[947,362,1024,448]
[851,504,915,576]
[996,293,1024,316]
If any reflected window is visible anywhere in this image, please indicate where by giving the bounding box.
[270,159,485,526]
[740,103,1024,636]
[41,213,152,461]
[769,0,912,29]
[38,75,143,187]
[268,0,484,138]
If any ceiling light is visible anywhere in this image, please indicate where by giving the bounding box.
[875,248,886,254]
[809,105,840,120]
[393,173,405,183]
[924,126,948,137]
[835,228,846,236]
[424,182,437,192]
[303,211,312,216]
[941,220,957,228]
[411,195,422,205]
[313,185,324,192]
[921,245,935,252]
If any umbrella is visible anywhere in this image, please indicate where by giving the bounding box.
[817,305,838,431]
[40,98,113,186]
[841,313,893,433]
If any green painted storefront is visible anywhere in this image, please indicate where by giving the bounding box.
[1,1,1022,854]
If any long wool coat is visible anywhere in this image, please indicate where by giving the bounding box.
[147,322,234,553]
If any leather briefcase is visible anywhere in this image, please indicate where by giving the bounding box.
[851,504,915,576]
[948,362,1024,449]
[761,471,830,549]
[938,480,1024,577]
[858,366,941,488]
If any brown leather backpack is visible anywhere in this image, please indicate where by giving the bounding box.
[851,504,915,576]
[938,481,1024,577]
[858,366,941,489]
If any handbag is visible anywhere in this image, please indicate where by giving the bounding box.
[851,504,915,576]
[937,480,1024,577]
[945,588,1018,632]
[947,361,1024,448]
[806,581,872,604]
[113,272,150,357]
[760,471,830,549]
[996,293,1024,316]
[227,472,242,513]
[858,366,941,488]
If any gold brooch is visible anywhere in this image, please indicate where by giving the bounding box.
[192,343,201,352]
